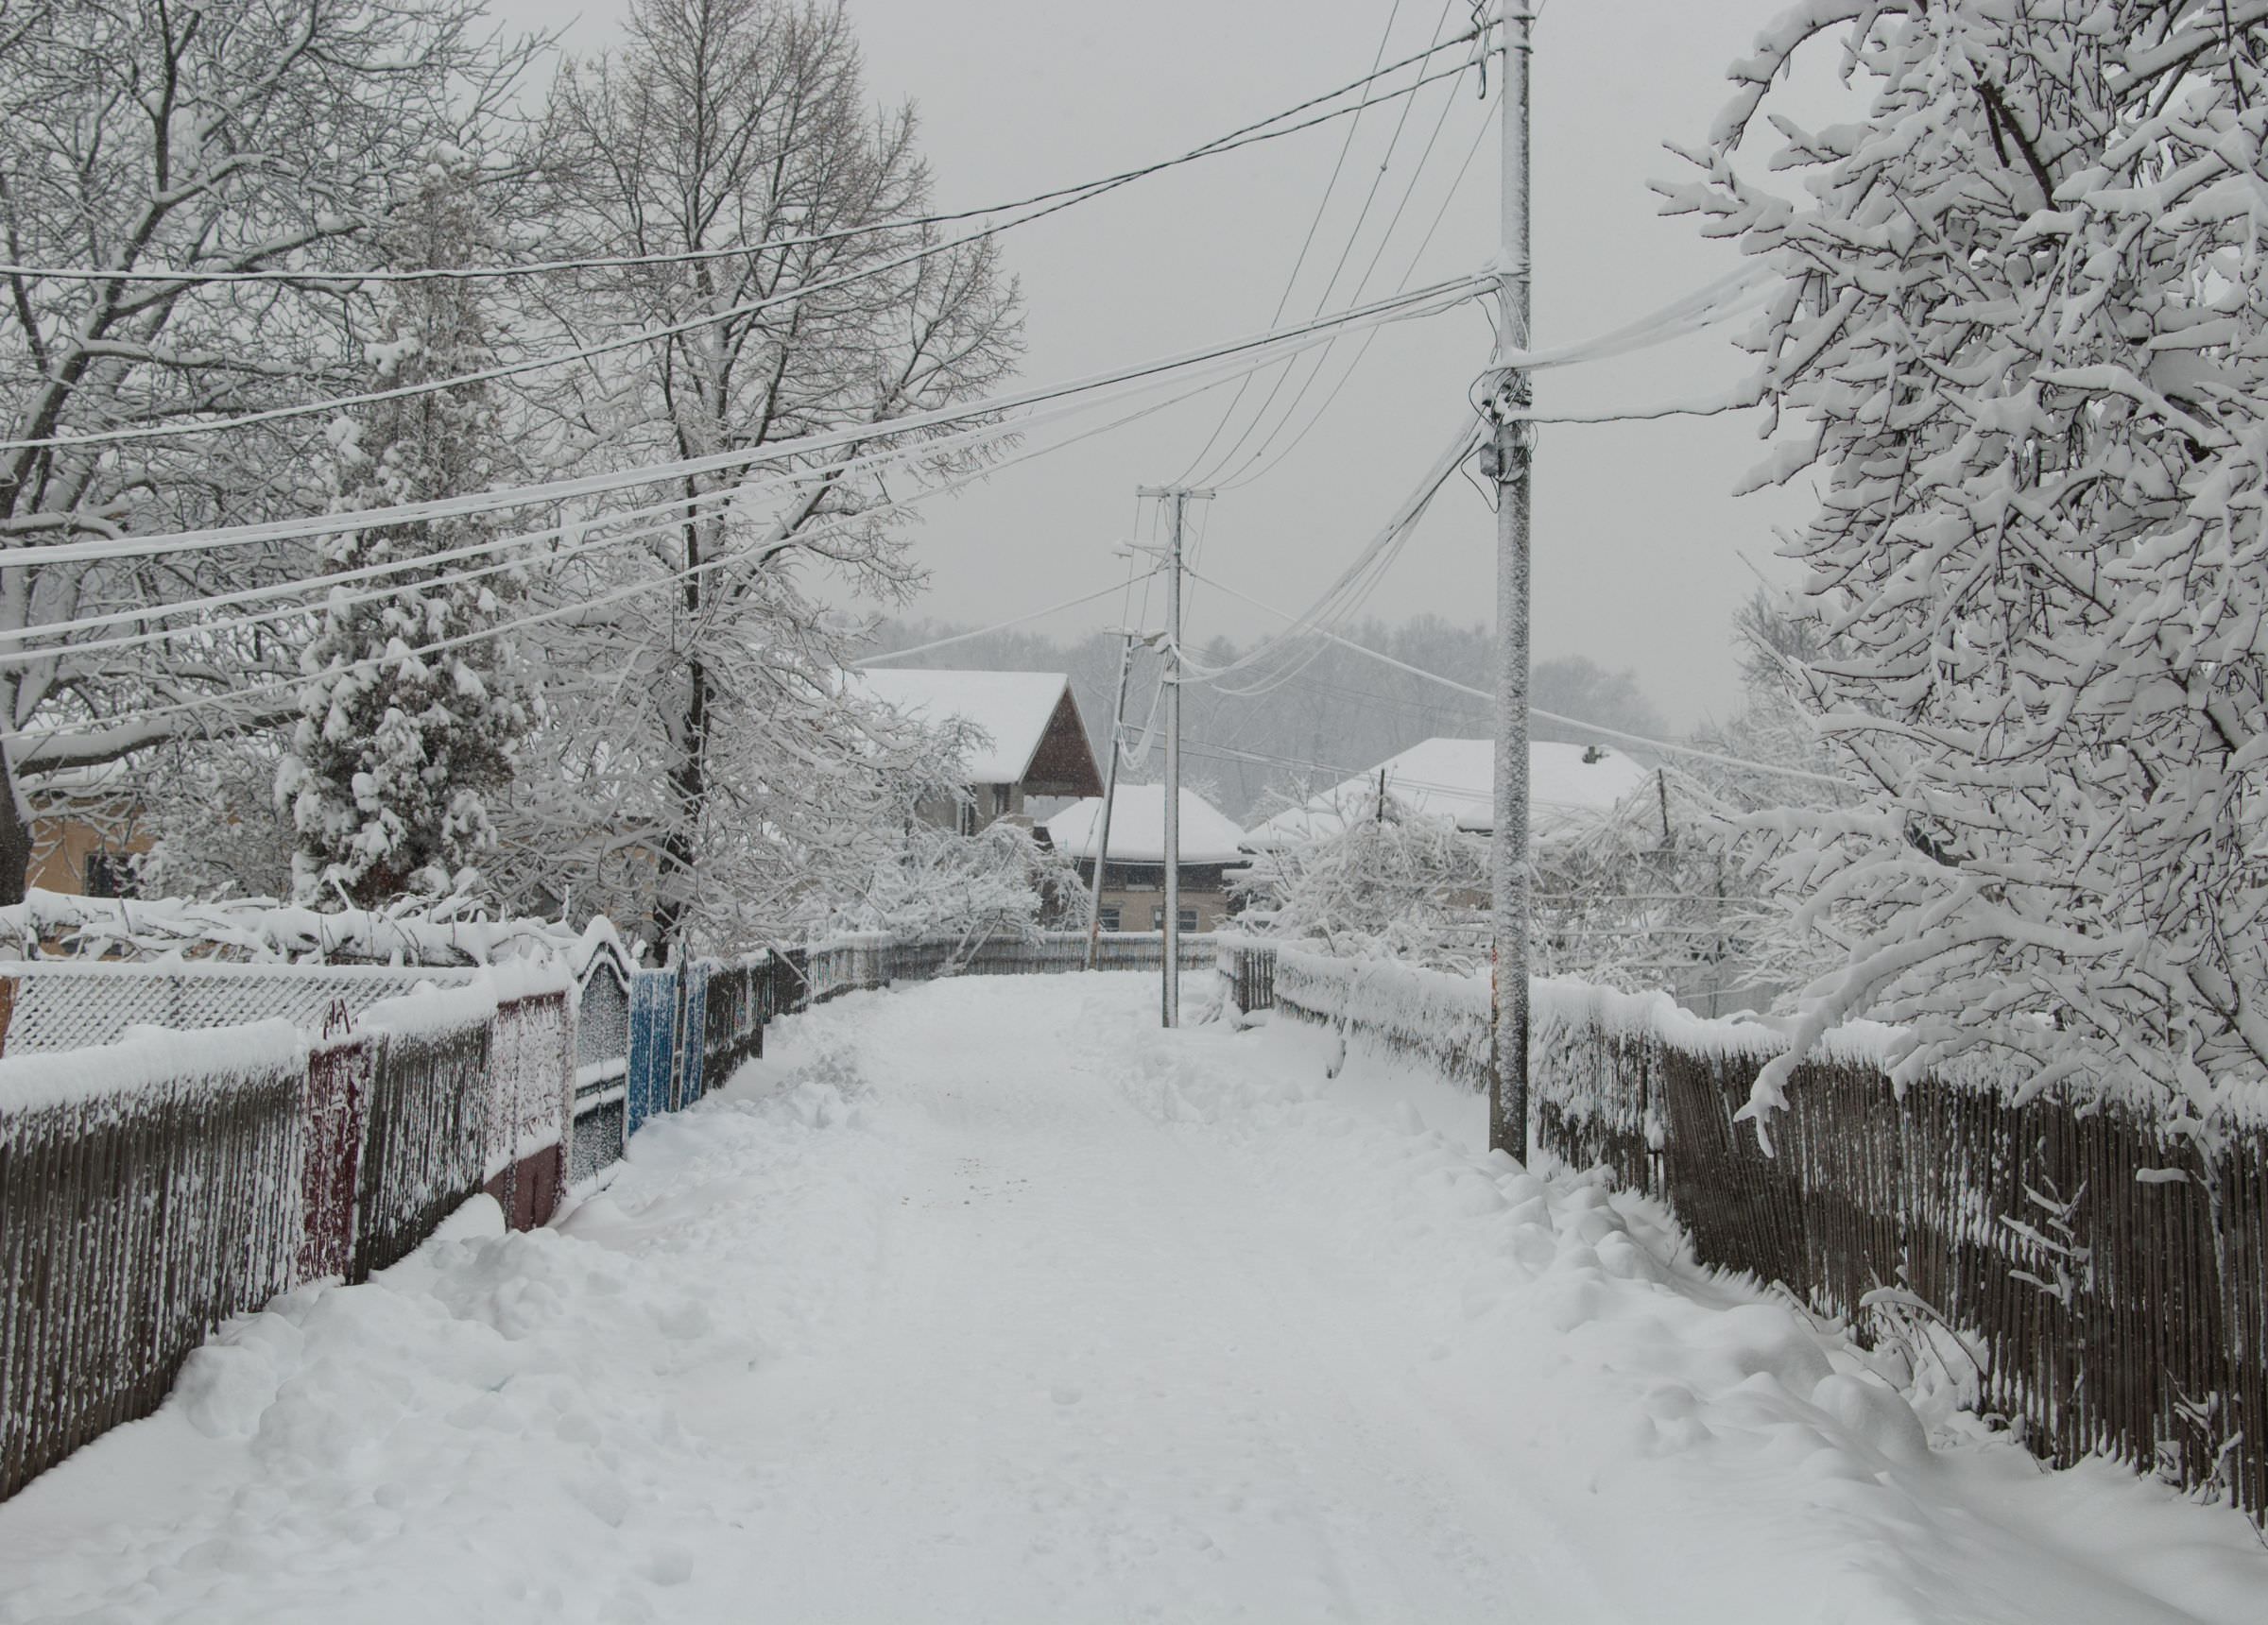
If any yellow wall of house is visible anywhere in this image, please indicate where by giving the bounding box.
[914,783,1024,834]
[1087,883,1228,933]
[28,815,150,896]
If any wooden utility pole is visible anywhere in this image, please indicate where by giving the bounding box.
[1083,628,1146,970]
[1136,484,1211,1027]
[1488,4,1536,1158]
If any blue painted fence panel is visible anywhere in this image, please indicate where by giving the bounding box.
[677,960,713,1111]
[627,967,679,1138]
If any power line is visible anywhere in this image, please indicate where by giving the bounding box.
[0,272,1486,570]
[1220,71,1495,492]
[1182,566,1862,792]
[1182,418,1481,698]
[1172,0,1412,485]
[0,340,1237,661]
[851,577,1159,668]
[0,30,1489,290]
[0,56,1492,456]
[1192,0,1467,490]
[0,363,1288,757]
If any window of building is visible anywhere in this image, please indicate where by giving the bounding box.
[991,783,1012,817]
[1098,905,1121,932]
[83,851,135,899]
[1178,909,1198,934]
[956,796,975,836]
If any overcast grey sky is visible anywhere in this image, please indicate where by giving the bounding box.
[491,0,1808,729]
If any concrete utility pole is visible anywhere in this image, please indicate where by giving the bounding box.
[1488,4,1536,1158]
[1137,484,1211,1027]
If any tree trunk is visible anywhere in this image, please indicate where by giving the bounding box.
[0,757,32,906]
[651,654,710,953]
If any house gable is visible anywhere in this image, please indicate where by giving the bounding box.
[1021,686,1103,798]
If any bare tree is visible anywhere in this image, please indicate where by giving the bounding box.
[530,0,1022,948]
[0,0,535,900]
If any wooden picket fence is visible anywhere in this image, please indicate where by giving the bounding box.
[0,1027,306,1499]
[0,945,770,1502]
[1217,939,2268,1527]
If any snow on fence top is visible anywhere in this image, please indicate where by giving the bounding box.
[1242,737,1651,848]
[1044,784,1246,864]
[0,887,587,967]
[360,976,502,1043]
[0,1018,307,1115]
[1241,941,2268,1134]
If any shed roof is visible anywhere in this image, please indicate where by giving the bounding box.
[1045,784,1247,865]
[1243,738,1651,848]
[858,669,1102,794]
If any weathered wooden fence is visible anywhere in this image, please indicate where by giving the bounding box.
[1217,938,2268,1527]
[0,943,769,1502]
[1,1025,308,1499]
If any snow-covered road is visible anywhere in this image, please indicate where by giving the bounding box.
[4,974,2264,1624]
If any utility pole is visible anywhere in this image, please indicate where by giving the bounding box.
[1487,4,1536,1158]
[1136,484,1211,1027]
[1083,627,1153,970]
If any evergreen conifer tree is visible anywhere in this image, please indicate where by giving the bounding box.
[281,162,532,907]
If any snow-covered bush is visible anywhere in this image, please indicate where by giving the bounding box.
[818,821,1080,949]
[1237,796,1488,970]
[1270,945,1495,1089]
[1663,3,2268,1122]
[1530,767,1826,1016]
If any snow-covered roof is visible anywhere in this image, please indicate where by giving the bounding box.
[858,669,1095,789]
[1243,738,1652,848]
[1046,785,1247,866]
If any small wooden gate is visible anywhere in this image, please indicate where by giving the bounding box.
[297,1030,371,1281]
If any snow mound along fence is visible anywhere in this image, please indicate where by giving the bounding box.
[0,941,775,1503]
[795,930,1217,1003]
[1219,939,2268,1530]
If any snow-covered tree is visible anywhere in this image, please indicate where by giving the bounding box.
[487,604,963,952]
[1238,795,1491,970]
[1663,3,2268,1120]
[280,163,534,907]
[528,0,1022,949]
[820,819,1079,949]
[133,733,296,901]
[0,0,533,901]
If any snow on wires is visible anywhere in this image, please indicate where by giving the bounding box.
[0,28,1492,291]
[0,42,1496,456]
[0,274,1489,572]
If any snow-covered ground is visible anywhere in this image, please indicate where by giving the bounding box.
[4,973,2264,1624]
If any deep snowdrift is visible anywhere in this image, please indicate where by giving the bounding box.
[1,973,2260,1623]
